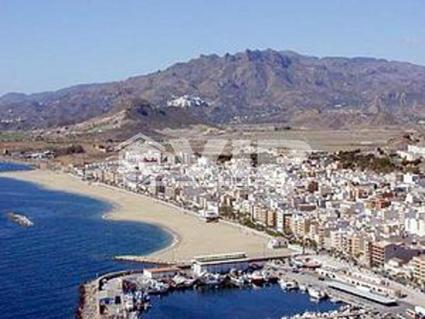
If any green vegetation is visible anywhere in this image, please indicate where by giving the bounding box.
[239,217,260,230]
[53,144,85,156]
[0,131,26,141]
[264,228,281,237]
[219,205,237,220]
[333,149,422,174]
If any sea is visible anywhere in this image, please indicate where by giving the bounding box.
[0,162,339,319]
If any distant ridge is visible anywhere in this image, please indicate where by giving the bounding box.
[2,49,425,130]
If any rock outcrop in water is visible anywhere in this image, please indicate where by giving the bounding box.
[7,212,34,227]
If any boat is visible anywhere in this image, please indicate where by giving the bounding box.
[184,277,197,288]
[299,284,307,292]
[329,297,342,303]
[262,270,278,283]
[307,287,327,300]
[172,274,197,288]
[147,280,169,294]
[200,273,225,287]
[278,279,298,291]
[250,271,264,286]
[7,212,34,227]
[229,273,248,287]
[172,274,187,288]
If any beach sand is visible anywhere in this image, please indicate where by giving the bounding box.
[0,169,291,262]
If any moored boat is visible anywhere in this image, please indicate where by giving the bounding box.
[199,272,225,287]
[278,279,298,291]
[329,297,341,303]
[147,281,170,294]
[299,284,307,292]
[250,271,264,286]
[229,273,249,287]
[172,274,197,288]
[307,287,327,300]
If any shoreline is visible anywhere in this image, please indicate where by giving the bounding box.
[0,168,291,262]
[103,212,182,262]
[1,168,182,259]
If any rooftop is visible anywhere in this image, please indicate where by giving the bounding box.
[193,252,247,263]
[144,267,181,274]
[328,281,397,305]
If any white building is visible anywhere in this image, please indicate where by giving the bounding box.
[408,144,425,157]
[405,212,425,236]
[144,267,181,280]
[192,253,249,275]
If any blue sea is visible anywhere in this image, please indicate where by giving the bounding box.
[0,162,339,318]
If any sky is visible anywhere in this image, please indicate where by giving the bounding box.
[1,0,425,95]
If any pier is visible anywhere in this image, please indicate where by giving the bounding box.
[327,281,397,306]
[114,252,294,268]
[114,255,189,268]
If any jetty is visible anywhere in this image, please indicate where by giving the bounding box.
[114,252,294,268]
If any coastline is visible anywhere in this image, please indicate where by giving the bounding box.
[0,168,291,262]
[104,213,182,263]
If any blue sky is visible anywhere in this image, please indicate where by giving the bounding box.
[1,0,424,95]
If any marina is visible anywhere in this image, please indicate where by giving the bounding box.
[79,252,418,319]
[83,260,339,319]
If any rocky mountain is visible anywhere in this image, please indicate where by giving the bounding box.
[2,49,425,130]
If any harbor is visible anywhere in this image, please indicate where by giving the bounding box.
[77,252,420,319]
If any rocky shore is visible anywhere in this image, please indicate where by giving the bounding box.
[75,281,99,319]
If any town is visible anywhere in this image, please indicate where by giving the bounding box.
[3,2,425,319]
[49,134,425,318]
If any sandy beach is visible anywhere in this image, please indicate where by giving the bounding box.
[0,169,291,262]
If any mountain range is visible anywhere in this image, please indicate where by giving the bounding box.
[2,49,425,132]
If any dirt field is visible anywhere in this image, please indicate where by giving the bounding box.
[162,126,406,152]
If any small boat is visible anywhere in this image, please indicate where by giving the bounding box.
[184,277,197,288]
[329,297,342,303]
[172,274,187,288]
[308,287,327,300]
[262,270,278,283]
[250,271,264,286]
[278,279,298,291]
[173,274,197,288]
[200,273,225,287]
[278,278,287,289]
[147,281,169,294]
[229,273,248,287]
[7,212,34,227]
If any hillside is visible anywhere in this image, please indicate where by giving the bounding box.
[41,97,208,141]
[2,49,425,130]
